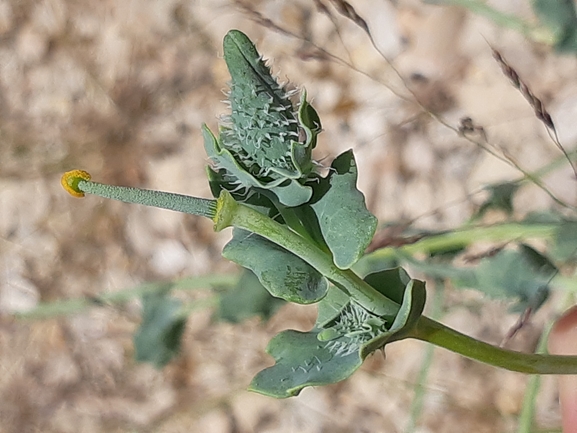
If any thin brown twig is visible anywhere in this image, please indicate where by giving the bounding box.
[501,306,533,347]
[312,0,354,64]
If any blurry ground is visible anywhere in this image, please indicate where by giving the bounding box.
[1,0,576,432]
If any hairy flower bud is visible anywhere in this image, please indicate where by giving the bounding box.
[203,30,321,207]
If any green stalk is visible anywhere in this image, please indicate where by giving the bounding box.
[66,175,399,316]
[78,180,217,218]
[16,275,237,320]
[410,316,577,374]
[405,279,445,433]
[66,175,577,374]
[214,191,400,317]
[365,223,558,262]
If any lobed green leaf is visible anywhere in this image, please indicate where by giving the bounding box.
[250,273,426,398]
[310,150,377,269]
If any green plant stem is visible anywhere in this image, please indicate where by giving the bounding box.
[517,322,552,432]
[433,0,548,42]
[78,180,217,218]
[411,316,577,374]
[214,191,400,317]
[365,223,558,262]
[71,181,577,374]
[405,279,445,433]
[15,275,237,320]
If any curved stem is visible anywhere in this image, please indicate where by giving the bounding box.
[65,178,577,374]
[411,316,577,374]
[214,191,400,316]
[262,190,315,244]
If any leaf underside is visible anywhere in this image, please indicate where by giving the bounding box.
[222,229,328,304]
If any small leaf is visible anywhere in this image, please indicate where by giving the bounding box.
[362,267,410,305]
[268,179,314,208]
[475,182,519,217]
[216,270,285,323]
[310,150,377,269]
[297,90,322,152]
[552,220,577,261]
[385,280,426,337]
[249,329,363,398]
[519,244,557,275]
[533,0,577,53]
[222,229,328,304]
[460,246,555,312]
[134,289,186,368]
[206,166,282,218]
[202,125,314,207]
[361,278,426,355]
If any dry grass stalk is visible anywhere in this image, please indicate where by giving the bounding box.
[492,47,577,181]
[328,0,370,36]
[312,0,331,16]
[233,0,292,37]
[491,48,554,130]
[458,116,488,142]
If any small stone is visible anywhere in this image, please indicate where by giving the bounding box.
[150,239,190,276]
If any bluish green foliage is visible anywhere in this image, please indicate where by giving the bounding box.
[465,244,555,312]
[251,275,425,398]
[206,60,377,268]
[475,181,520,218]
[309,150,378,269]
[397,242,555,313]
[201,30,413,396]
[216,270,285,323]
[553,220,577,261]
[533,0,577,53]
[134,288,186,368]
[61,29,577,398]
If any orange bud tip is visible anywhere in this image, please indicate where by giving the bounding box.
[61,170,91,198]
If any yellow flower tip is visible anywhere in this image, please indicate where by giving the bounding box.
[61,169,91,198]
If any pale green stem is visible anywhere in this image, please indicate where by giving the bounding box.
[405,279,445,433]
[410,316,577,374]
[364,223,558,262]
[516,323,551,432]
[78,180,217,218]
[214,191,400,317]
[16,275,237,320]
[71,180,577,374]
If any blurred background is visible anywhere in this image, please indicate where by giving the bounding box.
[1,0,577,431]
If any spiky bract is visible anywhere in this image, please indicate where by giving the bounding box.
[203,30,321,207]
